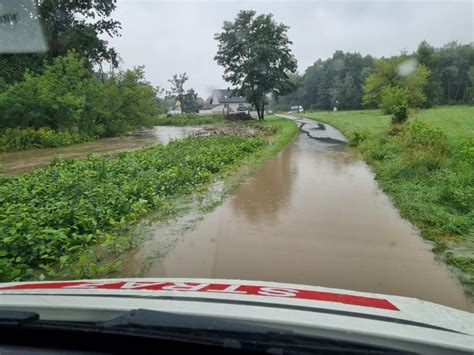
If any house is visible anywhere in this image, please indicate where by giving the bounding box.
[199,89,248,114]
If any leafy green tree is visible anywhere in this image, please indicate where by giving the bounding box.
[363,56,430,108]
[91,66,160,136]
[380,86,409,123]
[0,52,159,137]
[272,51,373,111]
[0,0,121,84]
[168,73,189,114]
[468,66,474,101]
[0,51,91,130]
[214,10,297,119]
[182,89,202,113]
[469,66,474,85]
[271,74,305,111]
[38,0,121,66]
[416,41,474,104]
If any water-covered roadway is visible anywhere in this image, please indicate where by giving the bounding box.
[0,126,200,175]
[125,115,472,311]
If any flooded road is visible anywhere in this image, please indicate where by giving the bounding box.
[0,126,200,175]
[124,115,472,311]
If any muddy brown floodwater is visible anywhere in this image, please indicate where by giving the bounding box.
[0,126,200,175]
[122,115,473,312]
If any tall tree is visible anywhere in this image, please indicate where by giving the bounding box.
[214,10,297,120]
[167,73,189,114]
[363,55,430,108]
[272,52,373,111]
[39,0,121,66]
[182,89,202,113]
[0,0,121,83]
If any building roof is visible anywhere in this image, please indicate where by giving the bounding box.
[207,89,247,105]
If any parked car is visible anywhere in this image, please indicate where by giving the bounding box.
[237,104,249,112]
[291,105,305,113]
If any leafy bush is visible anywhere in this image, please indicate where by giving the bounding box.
[0,127,92,152]
[379,86,409,123]
[359,120,473,269]
[0,51,161,146]
[0,134,266,281]
[225,112,253,121]
[348,131,368,147]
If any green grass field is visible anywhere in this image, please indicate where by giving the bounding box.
[301,105,474,297]
[301,106,474,143]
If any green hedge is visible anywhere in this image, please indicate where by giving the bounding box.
[0,127,92,152]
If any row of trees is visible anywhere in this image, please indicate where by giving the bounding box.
[271,41,474,112]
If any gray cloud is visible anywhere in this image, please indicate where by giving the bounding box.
[108,0,473,98]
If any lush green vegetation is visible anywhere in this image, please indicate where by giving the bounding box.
[215,10,297,119]
[0,1,121,84]
[0,117,298,281]
[0,127,92,152]
[0,52,162,152]
[301,106,474,294]
[0,134,266,280]
[0,2,173,152]
[301,106,473,142]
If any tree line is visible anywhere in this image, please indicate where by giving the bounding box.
[272,41,474,112]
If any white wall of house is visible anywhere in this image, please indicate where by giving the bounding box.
[199,103,247,115]
[199,105,225,115]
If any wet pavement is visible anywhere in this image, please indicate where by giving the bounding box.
[122,115,473,312]
[0,126,200,175]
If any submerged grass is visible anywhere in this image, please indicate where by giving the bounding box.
[300,106,474,296]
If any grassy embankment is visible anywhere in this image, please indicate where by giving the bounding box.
[300,106,474,296]
[0,116,297,281]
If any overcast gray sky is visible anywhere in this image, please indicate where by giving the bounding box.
[108,0,473,98]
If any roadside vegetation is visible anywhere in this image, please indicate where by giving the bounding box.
[301,106,474,295]
[151,114,225,126]
[0,117,297,281]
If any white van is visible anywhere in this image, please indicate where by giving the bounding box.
[291,105,305,113]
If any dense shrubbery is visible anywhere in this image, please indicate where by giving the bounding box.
[380,86,409,123]
[0,52,162,151]
[0,134,266,281]
[355,121,474,291]
[0,127,92,152]
[225,112,253,121]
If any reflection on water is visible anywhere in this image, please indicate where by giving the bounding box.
[231,142,296,223]
[127,119,472,312]
[0,126,200,175]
